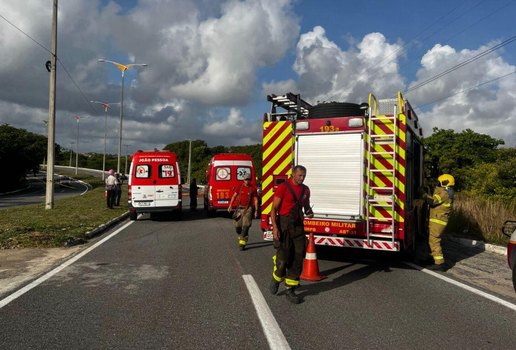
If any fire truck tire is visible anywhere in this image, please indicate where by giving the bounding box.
[309,102,365,119]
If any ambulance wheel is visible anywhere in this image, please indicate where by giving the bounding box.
[309,102,365,119]
[129,211,137,221]
[172,209,182,221]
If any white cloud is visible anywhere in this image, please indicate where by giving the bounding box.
[407,42,516,146]
[289,26,406,103]
[202,107,261,144]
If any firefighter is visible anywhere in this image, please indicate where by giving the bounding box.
[422,174,455,271]
[269,165,314,304]
[228,173,259,251]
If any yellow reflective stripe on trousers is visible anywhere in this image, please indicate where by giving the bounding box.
[238,239,247,245]
[433,255,445,263]
[430,218,447,226]
[285,278,299,287]
[272,255,284,282]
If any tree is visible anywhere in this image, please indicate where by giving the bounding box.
[423,128,504,190]
[0,124,52,191]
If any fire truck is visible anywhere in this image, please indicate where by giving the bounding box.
[260,91,425,255]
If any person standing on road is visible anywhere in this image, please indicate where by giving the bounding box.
[228,173,259,251]
[105,169,117,209]
[189,178,198,211]
[114,173,122,207]
[421,174,455,271]
[269,165,313,304]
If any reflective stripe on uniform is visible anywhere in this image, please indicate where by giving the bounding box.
[272,255,284,282]
[285,278,299,287]
[430,218,447,226]
[443,203,451,207]
[433,194,442,203]
[238,239,247,246]
[433,255,445,263]
[273,271,284,282]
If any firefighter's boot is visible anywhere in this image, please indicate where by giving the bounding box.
[427,263,447,272]
[285,287,301,304]
[269,278,280,295]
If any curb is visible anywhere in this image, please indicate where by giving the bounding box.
[446,236,507,256]
[84,211,130,240]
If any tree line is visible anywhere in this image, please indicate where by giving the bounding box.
[1,123,515,198]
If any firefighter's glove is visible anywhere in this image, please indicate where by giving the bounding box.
[418,187,429,199]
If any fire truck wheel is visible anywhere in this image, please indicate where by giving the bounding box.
[309,102,365,119]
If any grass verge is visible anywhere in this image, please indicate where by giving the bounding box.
[446,193,516,245]
[0,174,127,249]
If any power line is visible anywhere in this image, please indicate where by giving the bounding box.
[0,12,99,116]
[414,70,516,110]
[405,35,516,93]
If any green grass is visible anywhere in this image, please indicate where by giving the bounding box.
[0,174,127,248]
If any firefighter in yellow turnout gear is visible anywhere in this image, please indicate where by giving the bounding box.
[423,174,454,271]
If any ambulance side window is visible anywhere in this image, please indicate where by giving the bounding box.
[135,164,151,178]
[159,164,175,178]
[215,167,231,181]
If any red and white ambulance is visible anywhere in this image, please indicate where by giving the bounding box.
[128,150,182,220]
[203,153,256,215]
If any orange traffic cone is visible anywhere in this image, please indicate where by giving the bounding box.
[300,233,326,281]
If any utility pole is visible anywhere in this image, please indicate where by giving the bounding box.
[187,139,192,185]
[45,0,58,210]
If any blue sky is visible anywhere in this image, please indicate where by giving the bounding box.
[1,0,515,154]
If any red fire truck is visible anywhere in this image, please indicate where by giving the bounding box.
[260,91,425,255]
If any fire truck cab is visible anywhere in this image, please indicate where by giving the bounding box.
[260,92,425,256]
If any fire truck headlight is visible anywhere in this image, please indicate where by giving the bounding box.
[348,118,363,128]
[296,121,309,130]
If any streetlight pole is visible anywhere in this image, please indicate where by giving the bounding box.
[187,139,192,185]
[124,144,131,176]
[97,59,147,174]
[69,142,74,167]
[90,101,119,180]
[75,115,80,175]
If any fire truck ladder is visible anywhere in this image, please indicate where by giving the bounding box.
[266,93,311,121]
[365,94,399,245]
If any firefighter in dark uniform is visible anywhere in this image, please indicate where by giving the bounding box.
[422,174,454,271]
[228,173,259,251]
[269,165,313,304]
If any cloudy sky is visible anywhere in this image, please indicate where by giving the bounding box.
[1,0,515,156]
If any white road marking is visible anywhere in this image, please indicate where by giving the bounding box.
[404,261,516,312]
[242,275,291,350]
[0,220,134,309]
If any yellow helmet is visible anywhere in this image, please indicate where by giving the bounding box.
[438,174,455,187]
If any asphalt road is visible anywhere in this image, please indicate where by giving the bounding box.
[0,173,89,209]
[0,206,514,349]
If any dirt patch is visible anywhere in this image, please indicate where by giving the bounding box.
[0,247,82,297]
